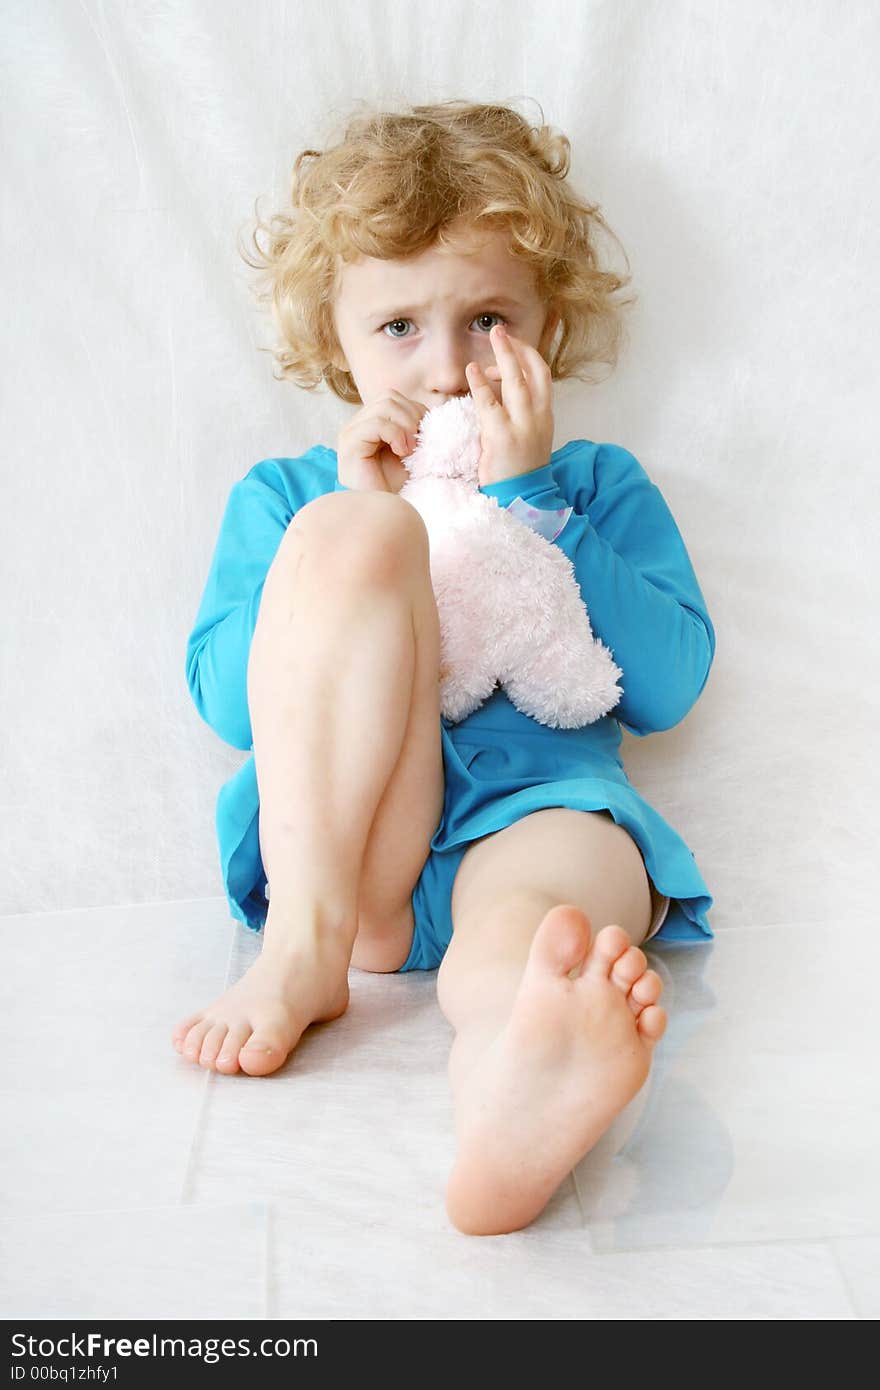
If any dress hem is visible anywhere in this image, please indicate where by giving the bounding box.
[215,756,714,949]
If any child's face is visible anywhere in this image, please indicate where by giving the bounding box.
[330,224,560,410]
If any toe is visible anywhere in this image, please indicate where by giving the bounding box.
[182,1018,214,1063]
[583,923,632,980]
[172,1014,203,1052]
[199,1023,229,1069]
[636,1003,667,1045]
[238,1026,295,1077]
[215,1025,253,1075]
[610,945,648,993]
[627,968,663,1016]
[527,905,592,979]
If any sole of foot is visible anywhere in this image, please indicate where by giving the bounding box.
[445,905,666,1236]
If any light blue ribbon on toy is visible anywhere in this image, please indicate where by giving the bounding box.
[507,495,573,542]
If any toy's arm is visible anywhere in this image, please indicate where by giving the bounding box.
[185,469,293,750]
[479,443,715,735]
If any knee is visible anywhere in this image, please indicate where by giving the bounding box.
[289,490,430,588]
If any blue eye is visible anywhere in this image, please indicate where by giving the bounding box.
[380,312,506,339]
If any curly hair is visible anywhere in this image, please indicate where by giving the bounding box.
[238,98,637,404]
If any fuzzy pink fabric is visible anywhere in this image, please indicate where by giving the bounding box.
[398,395,622,729]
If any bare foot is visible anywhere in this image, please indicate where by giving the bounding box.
[171,931,351,1078]
[445,905,667,1235]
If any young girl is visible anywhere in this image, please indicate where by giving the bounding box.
[173,99,716,1237]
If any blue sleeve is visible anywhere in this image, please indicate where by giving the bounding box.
[185,468,295,750]
[479,442,715,735]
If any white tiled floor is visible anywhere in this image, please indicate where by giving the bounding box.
[0,899,875,1319]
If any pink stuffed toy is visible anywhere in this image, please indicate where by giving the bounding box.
[398,394,623,729]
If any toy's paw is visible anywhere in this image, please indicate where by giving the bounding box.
[438,668,496,724]
[503,639,623,729]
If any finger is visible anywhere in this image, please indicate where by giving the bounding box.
[388,400,425,453]
[361,410,417,459]
[479,360,518,379]
[387,391,428,436]
[379,456,410,494]
[465,358,502,407]
[488,325,533,420]
[389,420,419,456]
[511,333,544,408]
[490,324,529,381]
[499,330,551,408]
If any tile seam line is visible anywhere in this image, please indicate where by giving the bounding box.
[178,920,238,1205]
[566,1231,880,1258]
[0,894,231,923]
[825,1237,865,1320]
[0,903,872,933]
[0,1200,268,1221]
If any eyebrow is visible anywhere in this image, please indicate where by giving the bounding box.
[366,294,527,322]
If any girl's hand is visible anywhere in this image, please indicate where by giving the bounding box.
[337,391,428,493]
[465,324,554,486]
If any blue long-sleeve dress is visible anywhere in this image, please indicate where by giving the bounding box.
[186,439,715,955]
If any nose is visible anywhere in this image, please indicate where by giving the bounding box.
[425,331,473,404]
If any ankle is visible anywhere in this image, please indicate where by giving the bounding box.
[261,903,357,961]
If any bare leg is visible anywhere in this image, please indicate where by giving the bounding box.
[434,810,667,1235]
[440,901,667,1235]
[173,493,439,1076]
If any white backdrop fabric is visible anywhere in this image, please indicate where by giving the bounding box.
[2,0,877,929]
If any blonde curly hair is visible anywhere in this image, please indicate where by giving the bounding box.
[238,98,637,405]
